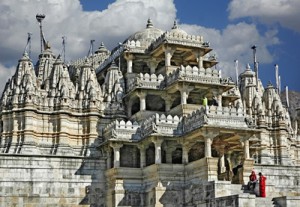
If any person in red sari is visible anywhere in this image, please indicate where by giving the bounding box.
[259,172,267,197]
[248,170,257,190]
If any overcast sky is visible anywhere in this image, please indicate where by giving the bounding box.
[0,0,300,95]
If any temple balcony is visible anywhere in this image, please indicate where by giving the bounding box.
[130,110,165,122]
[140,114,182,138]
[183,106,249,134]
[126,73,165,93]
[156,65,179,76]
[166,65,222,87]
[103,120,140,141]
[103,105,249,142]
[168,103,201,116]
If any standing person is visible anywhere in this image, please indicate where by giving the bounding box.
[212,96,218,106]
[259,172,267,197]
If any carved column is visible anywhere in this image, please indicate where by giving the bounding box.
[205,137,212,157]
[147,59,159,74]
[138,144,146,168]
[152,138,163,164]
[107,147,112,169]
[179,85,193,105]
[244,140,250,159]
[164,96,175,112]
[193,50,204,69]
[182,145,190,164]
[219,148,226,173]
[110,143,123,168]
[124,53,134,73]
[181,90,188,105]
[164,46,175,67]
[137,92,146,111]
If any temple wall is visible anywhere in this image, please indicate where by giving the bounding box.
[0,155,106,207]
[253,164,300,197]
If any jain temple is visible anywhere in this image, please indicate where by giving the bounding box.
[0,18,300,207]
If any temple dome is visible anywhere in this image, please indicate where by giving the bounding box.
[169,20,188,37]
[125,18,163,47]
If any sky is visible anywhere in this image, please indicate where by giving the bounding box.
[0,0,300,95]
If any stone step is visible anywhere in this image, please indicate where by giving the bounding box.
[229,184,257,195]
[255,197,275,207]
[229,184,244,195]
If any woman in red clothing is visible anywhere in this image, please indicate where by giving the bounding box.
[259,172,267,197]
[248,170,257,190]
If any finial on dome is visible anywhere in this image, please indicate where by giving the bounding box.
[23,51,29,58]
[246,63,251,70]
[146,18,153,28]
[45,41,51,50]
[95,42,109,54]
[172,20,178,29]
[21,51,29,60]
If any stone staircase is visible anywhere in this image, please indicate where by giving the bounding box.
[255,197,276,207]
[229,184,277,206]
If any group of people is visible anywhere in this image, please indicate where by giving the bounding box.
[248,170,267,197]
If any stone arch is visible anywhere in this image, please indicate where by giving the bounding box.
[146,95,165,111]
[188,142,205,162]
[187,89,203,105]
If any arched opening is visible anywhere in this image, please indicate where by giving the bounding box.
[171,96,181,109]
[146,95,165,112]
[188,142,205,162]
[146,143,155,166]
[172,147,182,164]
[131,96,140,115]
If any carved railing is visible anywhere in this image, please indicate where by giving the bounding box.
[126,73,165,93]
[140,114,182,138]
[149,32,205,52]
[166,65,221,86]
[103,120,140,141]
[183,108,207,133]
[125,40,141,48]
[207,106,248,128]
[183,106,248,133]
